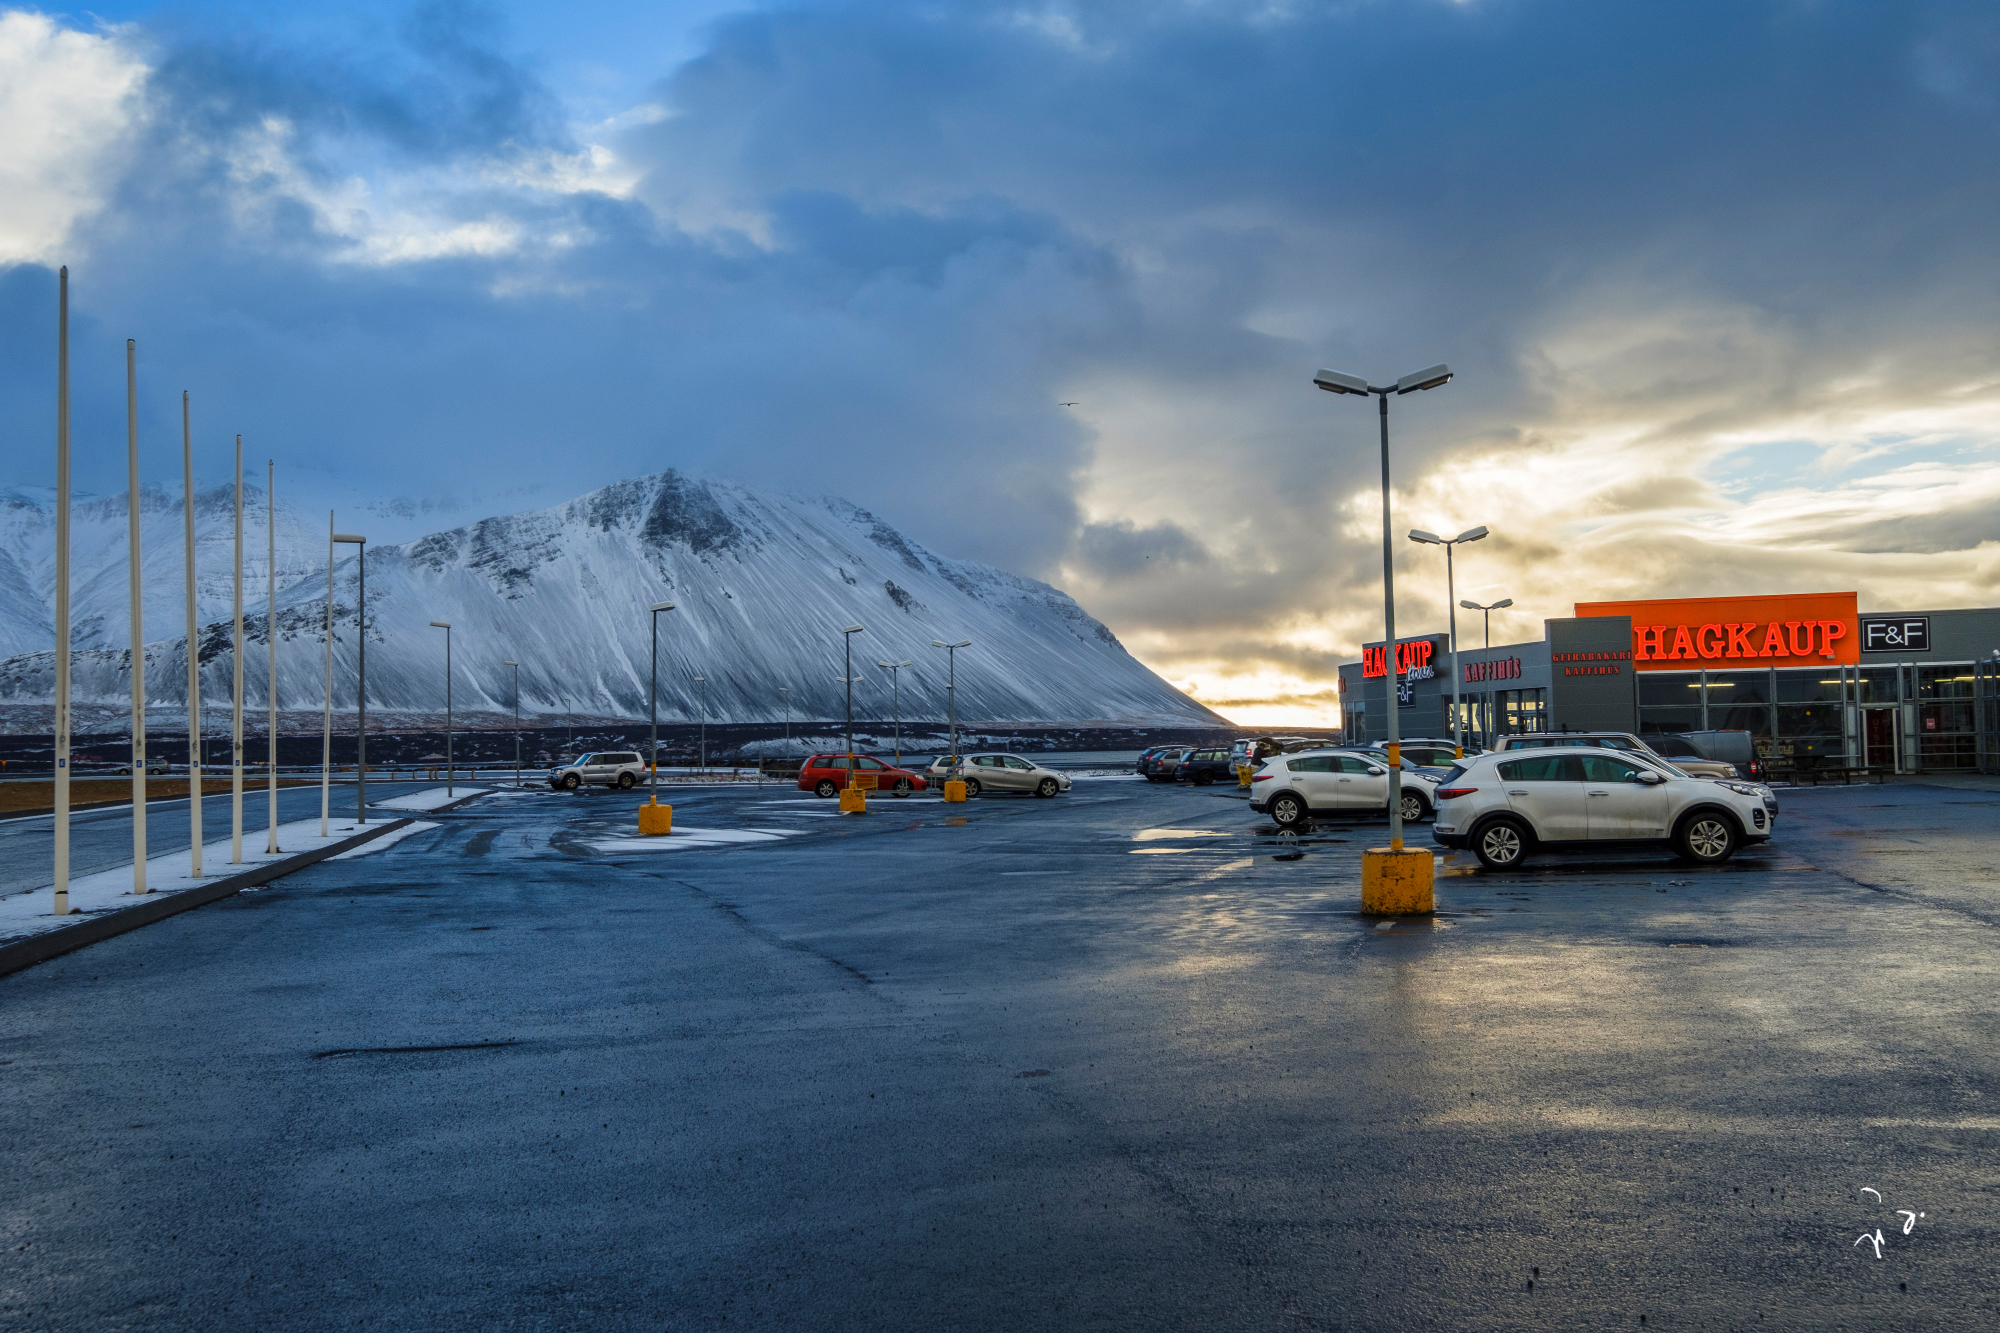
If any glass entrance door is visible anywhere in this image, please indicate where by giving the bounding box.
[1863,707,1898,770]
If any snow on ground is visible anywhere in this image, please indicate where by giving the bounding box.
[0,806,456,945]
[369,786,490,811]
[586,824,811,854]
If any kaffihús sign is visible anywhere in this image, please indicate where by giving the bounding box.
[1574,592,1859,670]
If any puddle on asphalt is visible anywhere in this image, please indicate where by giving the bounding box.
[1132,828,1232,841]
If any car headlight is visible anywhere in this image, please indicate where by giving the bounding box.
[1719,782,1762,797]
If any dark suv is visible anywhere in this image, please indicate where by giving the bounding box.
[1174,747,1236,786]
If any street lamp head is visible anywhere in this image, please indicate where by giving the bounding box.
[430,621,451,629]
[650,601,676,613]
[877,659,912,669]
[502,659,516,666]
[1407,529,1444,545]
[1453,525,1490,544]
[1493,598,1513,609]
[843,624,865,635]
[1394,363,1453,394]
[931,639,971,649]
[1313,368,1371,396]
[332,533,365,544]
[1458,600,1482,611]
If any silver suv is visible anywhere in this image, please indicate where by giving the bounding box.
[550,751,648,791]
[1432,746,1775,868]
[1494,732,1742,781]
[1249,747,1441,828]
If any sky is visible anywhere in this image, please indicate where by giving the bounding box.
[3,0,1999,726]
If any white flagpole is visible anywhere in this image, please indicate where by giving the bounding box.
[321,511,333,837]
[126,339,147,896]
[183,391,202,877]
[231,436,244,863]
[53,268,72,919]
[266,460,279,854]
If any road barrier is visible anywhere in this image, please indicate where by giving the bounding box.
[1361,846,1435,915]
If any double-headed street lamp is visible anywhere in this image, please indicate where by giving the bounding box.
[876,659,912,762]
[1314,362,1452,863]
[333,532,367,822]
[429,621,453,796]
[930,639,971,772]
[1408,525,1488,757]
[1460,597,1513,650]
[649,602,675,799]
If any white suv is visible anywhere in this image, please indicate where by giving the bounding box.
[550,751,648,791]
[1248,748,1441,829]
[1431,747,1774,868]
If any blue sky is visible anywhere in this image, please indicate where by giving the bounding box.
[4,0,1999,721]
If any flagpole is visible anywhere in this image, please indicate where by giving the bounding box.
[127,339,147,896]
[231,436,244,863]
[265,459,280,854]
[183,391,202,877]
[321,511,333,837]
[52,268,71,919]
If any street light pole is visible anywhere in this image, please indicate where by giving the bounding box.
[184,392,204,872]
[126,339,147,895]
[694,676,707,773]
[1460,597,1513,652]
[429,622,452,796]
[231,435,244,862]
[1409,526,1489,757]
[333,533,367,822]
[1315,363,1452,865]
[53,267,72,920]
[930,639,971,772]
[266,460,280,855]
[503,660,520,787]
[876,660,911,763]
[841,625,865,786]
[779,686,791,762]
[321,513,335,836]
[649,602,675,800]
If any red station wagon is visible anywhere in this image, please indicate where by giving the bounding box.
[797,753,930,798]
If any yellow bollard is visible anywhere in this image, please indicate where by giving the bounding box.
[942,779,967,803]
[839,785,867,813]
[1236,764,1253,788]
[1361,847,1435,914]
[638,801,673,835]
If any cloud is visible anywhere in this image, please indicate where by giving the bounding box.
[4,0,2000,725]
[0,12,147,265]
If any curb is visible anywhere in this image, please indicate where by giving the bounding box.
[0,789,491,980]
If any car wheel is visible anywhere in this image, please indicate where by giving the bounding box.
[815,779,839,798]
[1474,818,1530,869]
[1675,812,1738,863]
[561,773,581,791]
[1036,777,1059,798]
[617,772,636,789]
[962,777,982,797]
[1270,792,1306,829]
[1398,790,1430,823]
[892,778,913,797]
[1193,771,1213,786]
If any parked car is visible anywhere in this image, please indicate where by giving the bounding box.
[118,757,173,777]
[928,752,1072,797]
[1230,736,1317,767]
[1431,746,1775,868]
[1494,731,1744,782]
[1135,745,1177,776]
[550,751,648,790]
[1173,747,1237,785]
[1248,748,1441,829]
[1138,746,1191,782]
[1671,730,1765,781]
[799,753,929,797]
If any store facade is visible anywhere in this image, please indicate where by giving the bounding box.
[1336,592,2000,773]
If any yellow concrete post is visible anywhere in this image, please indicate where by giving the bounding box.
[638,801,673,835]
[1361,846,1435,915]
[942,779,967,803]
[839,785,867,813]
[1236,764,1253,788]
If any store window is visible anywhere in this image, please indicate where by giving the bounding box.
[1495,688,1546,735]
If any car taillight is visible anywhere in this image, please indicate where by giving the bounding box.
[1250,774,1273,782]
[1436,787,1478,799]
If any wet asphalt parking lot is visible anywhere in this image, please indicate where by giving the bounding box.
[2,774,1996,1330]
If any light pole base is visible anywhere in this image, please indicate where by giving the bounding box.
[1361,846,1435,915]
[942,780,967,803]
[839,786,867,813]
[638,801,673,835]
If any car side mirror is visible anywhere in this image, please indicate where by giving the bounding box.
[1366,765,1386,776]
[1636,771,1666,785]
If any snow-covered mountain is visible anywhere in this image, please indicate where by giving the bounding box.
[0,472,1222,728]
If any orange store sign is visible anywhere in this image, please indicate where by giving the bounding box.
[1575,592,1859,670]
[1361,638,1435,679]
